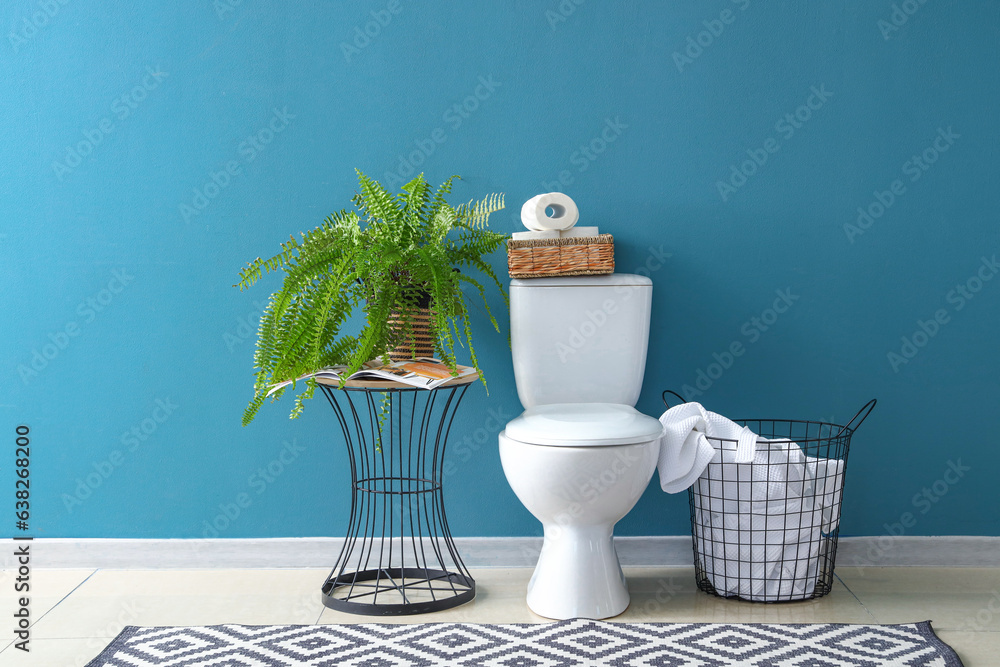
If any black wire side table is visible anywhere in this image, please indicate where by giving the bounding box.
[317,374,477,615]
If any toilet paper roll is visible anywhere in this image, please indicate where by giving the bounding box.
[511,230,561,241]
[521,193,580,231]
[560,226,600,238]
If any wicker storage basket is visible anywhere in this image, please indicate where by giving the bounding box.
[507,234,614,278]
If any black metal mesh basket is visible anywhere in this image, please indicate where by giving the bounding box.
[662,391,876,603]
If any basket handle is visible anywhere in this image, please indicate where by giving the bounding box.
[661,390,687,409]
[834,399,877,438]
[662,391,876,438]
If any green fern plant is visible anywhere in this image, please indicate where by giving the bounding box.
[236,170,507,426]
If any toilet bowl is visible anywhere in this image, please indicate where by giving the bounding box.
[500,404,660,619]
[499,274,662,620]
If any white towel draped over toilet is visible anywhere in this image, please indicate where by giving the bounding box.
[657,402,845,601]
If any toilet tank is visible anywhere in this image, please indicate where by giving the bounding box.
[510,273,653,408]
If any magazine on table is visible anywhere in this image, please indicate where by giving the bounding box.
[266,358,476,395]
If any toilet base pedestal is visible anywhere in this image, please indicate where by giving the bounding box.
[526,525,630,620]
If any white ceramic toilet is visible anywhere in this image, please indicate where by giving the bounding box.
[498,274,663,620]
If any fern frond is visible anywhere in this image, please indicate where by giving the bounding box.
[354,169,401,224]
[238,169,506,425]
[456,193,505,230]
[237,235,300,290]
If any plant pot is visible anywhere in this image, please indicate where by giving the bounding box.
[387,307,435,361]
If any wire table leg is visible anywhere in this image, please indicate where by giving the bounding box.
[319,383,476,615]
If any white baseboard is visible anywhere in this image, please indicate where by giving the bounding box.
[4,536,999,570]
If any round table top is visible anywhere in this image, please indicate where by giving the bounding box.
[314,371,480,390]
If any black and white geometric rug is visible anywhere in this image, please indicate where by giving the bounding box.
[86,618,963,666]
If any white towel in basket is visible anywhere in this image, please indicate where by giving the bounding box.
[657,402,845,602]
[656,402,757,493]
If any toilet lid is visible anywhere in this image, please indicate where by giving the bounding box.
[505,403,664,447]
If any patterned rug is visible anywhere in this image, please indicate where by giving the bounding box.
[86,618,963,666]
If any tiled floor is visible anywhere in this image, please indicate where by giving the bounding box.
[1,567,996,665]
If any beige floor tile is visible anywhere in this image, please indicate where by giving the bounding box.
[0,637,110,667]
[0,569,96,653]
[837,567,1000,594]
[318,567,875,626]
[31,569,328,639]
[934,630,1000,667]
[16,563,1000,666]
[619,568,876,624]
[0,568,95,613]
[837,567,1000,630]
[317,568,546,625]
[463,567,536,599]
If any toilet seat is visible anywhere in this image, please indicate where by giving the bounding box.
[505,403,663,447]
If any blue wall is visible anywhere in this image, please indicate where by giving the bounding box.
[3,1,998,540]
